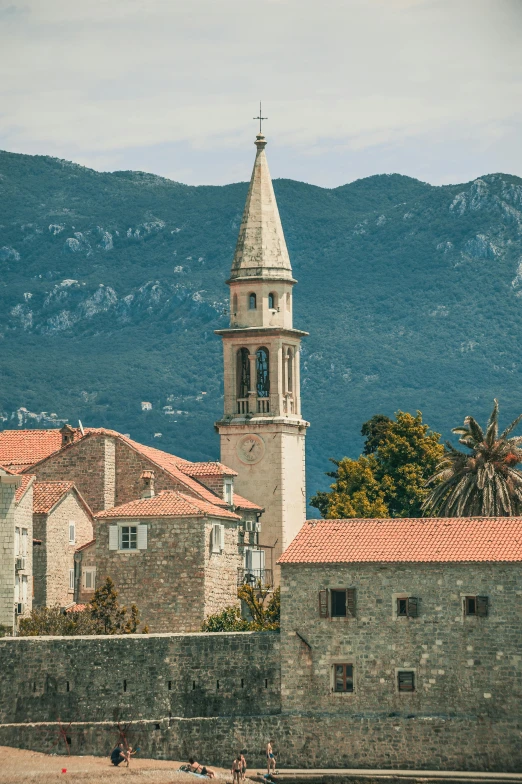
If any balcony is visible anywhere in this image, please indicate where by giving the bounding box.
[237,568,274,588]
[237,398,249,414]
[236,398,270,415]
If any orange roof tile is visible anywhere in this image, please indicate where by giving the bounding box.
[15,474,35,504]
[76,538,96,552]
[278,517,522,564]
[0,429,65,471]
[33,481,75,514]
[178,461,237,477]
[95,490,240,520]
[233,492,263,512]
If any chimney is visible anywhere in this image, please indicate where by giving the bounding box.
[60,424,76,448]
[140,470,155,499]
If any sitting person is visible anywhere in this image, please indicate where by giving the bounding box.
[110,743,127,767]
[188,758,216,778]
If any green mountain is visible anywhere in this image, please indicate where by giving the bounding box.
[2,149,522,513]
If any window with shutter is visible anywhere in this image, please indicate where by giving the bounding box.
[15,527,20,557]
[219,524,225,552]
[69,522,76,544]
[398,670,415,692]
[22,529,28,556]
[121,525,138,550]
[84,568,96,590]
[319,589,329,618]
[408,597,419,617]
[346,588,356,617]
[476,596,489,617]
[22,575,28,603]
[109,526,119,550]
[137,525,148,550]
[69,568,75,591]
[333,663,354,692]
[331,589,346,617]
[212,523,221,554]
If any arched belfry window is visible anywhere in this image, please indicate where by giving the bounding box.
[268,292,277,310]
[256,348,270,398]
[237,348,250,398]
[232,294,238,315]
[249,293,257,310]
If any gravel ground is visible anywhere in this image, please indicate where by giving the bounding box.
[0,746,241,784]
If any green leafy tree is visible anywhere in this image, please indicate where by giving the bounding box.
[423,399,522,517]
[19,606,99,636]
[201,606,250,632]
[202,587,280,632]
[310,455,390,518]
[311,411,443,519]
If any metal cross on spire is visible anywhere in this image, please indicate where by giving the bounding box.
[253,101,267,134]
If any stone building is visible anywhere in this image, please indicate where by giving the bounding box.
[215,132,309,583]
[74,538,96,605]
[32,482,94,609]
[0,468,34,632]
[278,516,522,727]
[95,490,245,632]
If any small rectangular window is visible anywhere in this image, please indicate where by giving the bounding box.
[21,529,28,556]
[398,670,415,692]
[69,568,75,591]
[69,522,76,545]
[464,595,488,617]
[121,526,137,550]
[397,597,419,618]
[224,481,233,506]
[22,575,28,603]
[333,664,354,693]
[83,568,96,590]
[15,527,20,557]
[331,590,347,617]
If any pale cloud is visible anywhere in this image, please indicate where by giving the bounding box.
[0,0,521,186]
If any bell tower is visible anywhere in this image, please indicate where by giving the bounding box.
[215,132,308,582]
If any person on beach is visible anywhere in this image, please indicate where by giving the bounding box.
[231,753,242,784]
[266,741,276,776]
[188,757,216,778]
[240,753,247,781]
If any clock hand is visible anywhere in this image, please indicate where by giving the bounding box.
[248,443,256,452]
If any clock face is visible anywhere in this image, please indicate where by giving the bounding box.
[237,434,265,465]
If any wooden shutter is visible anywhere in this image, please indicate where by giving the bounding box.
[476,595,489,617]
[137,525,148,550]
[220,524,225,551]
[69,568,75,591]
[69,522,76,544]
[109,525,119,550]
[346,589,356,617]
[408,597,419,618]
[319,589,329,618]
[212,523,221,553]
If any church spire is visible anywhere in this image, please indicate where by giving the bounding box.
[229,134,294,282]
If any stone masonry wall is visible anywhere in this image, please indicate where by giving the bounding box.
[44,492,94,608]
[1,477,25,628]
[96,514,240,633]
[15,483,34,621]
[32,514,47,607]
[0,632,280,724]
[76,540,96,604]
[29,437,108,514]
[279,561,522,721]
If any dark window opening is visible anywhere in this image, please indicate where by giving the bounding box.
[216,680,220,690]
[465,595,488,617]
[334,664,354,693]
[155,723,161,730]
[123,679,127,693]
[398,671,415,692]
[331,589,347,617]
[232,294,238,314]
[241,678,244,688]
[256,348,270,398]
[249,293,257,310]
[66,681,70,693]
[168,681,172,691]
[268,292,276,310]
[397,597,419,618]
[237,348,250,399]
[264,679,268,689]
[33,682,36,693]
[192,681,196,690]
[65,736,72,747]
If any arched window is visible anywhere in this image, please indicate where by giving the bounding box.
[237,348,250,398]
[256,347,270,398]
[287,348,293,393]
[232,294,238,314]
[268,292,277,310]
[249,293,257,310]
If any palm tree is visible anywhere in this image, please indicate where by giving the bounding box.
[423,400,522,517]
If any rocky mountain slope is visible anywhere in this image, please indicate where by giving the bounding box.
[1,149,522,508]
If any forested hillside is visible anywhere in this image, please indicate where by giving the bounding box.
[1,149,522,510]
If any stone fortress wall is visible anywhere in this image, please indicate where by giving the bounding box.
[0,630,521,771]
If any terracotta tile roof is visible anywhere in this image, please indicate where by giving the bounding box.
[65,604,88,613]
[76,538,96,552]
[178,461,237,477]
[15,474,35,504]
[33,481,75,514]
[95,490,240,520]
[278,517,522,565]
[0,429,66,471]
[233,493,263,511]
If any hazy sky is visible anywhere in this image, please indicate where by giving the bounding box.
[1,0,521,187]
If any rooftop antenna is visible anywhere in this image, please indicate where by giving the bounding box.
[78,420,85,436]
[253,101,267,134]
